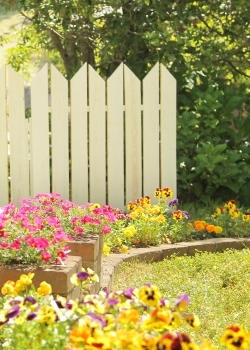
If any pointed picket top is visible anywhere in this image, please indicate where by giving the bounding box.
[124,64,142,203]
[143,62,160,201]
[70,63,88,205]
[0,65,9,205]
[107,63,124,209]
[50,62,68,87]
[160,63,176,83]
[8,65,29,205]
[107,62,124,88]
[124,64,141,97]
[71,62,87,83]
[88,64,106,204]
[31,63,48,83]
[143,62,160,82]
[30,63,50,197]
[88,63,105,81]
[160,63,177,195]
[50,63,69,200]
[8,65,24,88]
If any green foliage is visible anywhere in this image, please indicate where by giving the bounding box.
[177,80,250,203]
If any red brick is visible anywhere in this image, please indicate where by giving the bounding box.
[68,234,99,261]
[0,256,82,297]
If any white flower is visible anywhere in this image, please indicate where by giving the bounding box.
[191,167,195,171]
[180,162,186,168]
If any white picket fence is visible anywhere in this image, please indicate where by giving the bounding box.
[0,62,176,210]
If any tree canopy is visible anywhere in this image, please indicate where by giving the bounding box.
[1,0,250,204]
[1,0,250,80]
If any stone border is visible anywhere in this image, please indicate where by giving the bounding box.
[101,237,250,291]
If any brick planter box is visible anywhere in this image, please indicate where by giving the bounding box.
[0,256,82,299]
[67,233,103,294]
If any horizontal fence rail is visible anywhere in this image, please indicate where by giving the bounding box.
[0,63,176,210]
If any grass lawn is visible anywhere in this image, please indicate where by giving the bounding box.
[113,248,250,349]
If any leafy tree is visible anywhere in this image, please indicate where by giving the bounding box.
[1,0,250,204]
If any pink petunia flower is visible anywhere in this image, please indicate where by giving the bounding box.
[102,226,111,234]
[41,251,51,262]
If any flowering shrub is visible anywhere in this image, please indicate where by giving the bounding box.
[190,199,250,239]
[0,193,122,265]
[104,188,250,255]
[0,200,70,265]
[2,190,250,262]
[210,200,250,237]
[104,187,194,254]
[0,272,246,350]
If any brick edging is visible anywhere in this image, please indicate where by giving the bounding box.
[101,237,250,291]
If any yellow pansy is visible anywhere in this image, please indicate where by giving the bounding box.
[37,305,57,324]
[121,245,129,254]
[129,211,138,219]
[138,284,162,307]
[184,314,200,330]
[19,273,34,286]
[117,309,140,324]
[155,214,166,223]
[141,213,149,221]
[103,244,111,257]
[214,226,223,234]
[14,280,26,293]
[220,325,250,350]
[1,280,16,296]
[89,203,101,211]
[123,226,136,238]
[154,188,162,198]
[150,205,161,215]
[37,281,52,296]
[161,187,173,199]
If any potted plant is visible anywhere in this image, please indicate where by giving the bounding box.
[0,193,122,296]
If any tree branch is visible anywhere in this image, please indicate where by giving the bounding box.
[223,59,250,78]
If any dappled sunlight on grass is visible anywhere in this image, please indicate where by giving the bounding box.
[113,249,250,349]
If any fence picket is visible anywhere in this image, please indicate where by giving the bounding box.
[30,64,50,197]
[50,64,69,199]
[8,66,29,205]
[88,65,106,205]
[160,64,177,195]
[0,66,9,205]
[107,64,124,209]
[70,64,88,205]
[124,65,142,204]
[0,63,177,208]
[143,63,160,202]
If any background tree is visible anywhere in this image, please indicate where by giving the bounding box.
[1,0,250,204]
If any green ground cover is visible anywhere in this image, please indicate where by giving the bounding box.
[113,248,250,349]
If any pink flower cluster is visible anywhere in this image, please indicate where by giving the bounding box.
[0,194,124,265]
[70,204,125,238]
[0,196,71,265]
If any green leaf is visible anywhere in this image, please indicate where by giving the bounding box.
[211,155,225,164]
[196,154,210,165]
[213,144,227,154]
